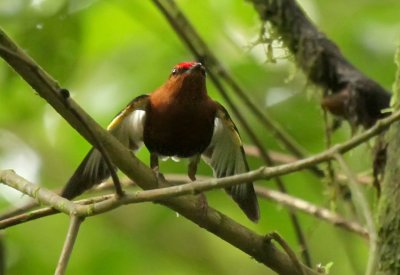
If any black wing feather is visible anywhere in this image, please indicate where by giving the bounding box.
[60,95,149,199]
[202,103,260,222]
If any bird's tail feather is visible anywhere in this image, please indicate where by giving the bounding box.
[61,148,113,199]
[226,183,260,222]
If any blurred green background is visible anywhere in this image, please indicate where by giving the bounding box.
[0,0,399,274]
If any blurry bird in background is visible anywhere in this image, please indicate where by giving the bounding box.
[62,62,260,222]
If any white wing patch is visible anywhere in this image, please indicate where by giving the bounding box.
[107,109,146,151]
[127,110,145,150]
[202,117,247,178]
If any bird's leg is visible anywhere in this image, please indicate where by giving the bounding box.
[188,155,208,214]
[150,153,165,185]
[188,155,200,181]
[150,152,159,170]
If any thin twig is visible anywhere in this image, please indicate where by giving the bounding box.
[0,200,39,220]
[256,186,368,238]
[0,149,372,223]
[55,216,84,275]
[245,145,372,185]
[0,195,111,229]
[323,106,337,189]
[0,207,58,229]
[266,232,305,275]
[245,146,298,164]
[0,170,78,215]
[0,176,368,239]
[334,154,377,275]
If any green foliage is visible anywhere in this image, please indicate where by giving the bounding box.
[0,0,398,274]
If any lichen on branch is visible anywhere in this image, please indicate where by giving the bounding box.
[250,0,391,128]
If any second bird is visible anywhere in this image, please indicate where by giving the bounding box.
[61,62,260,222]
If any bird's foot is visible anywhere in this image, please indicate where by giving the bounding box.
[153,167,166,187]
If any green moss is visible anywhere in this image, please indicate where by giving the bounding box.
[377,123,400,274]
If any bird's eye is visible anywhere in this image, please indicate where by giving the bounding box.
[171,68,178,75]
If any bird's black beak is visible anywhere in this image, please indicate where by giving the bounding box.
[188,62,206,76]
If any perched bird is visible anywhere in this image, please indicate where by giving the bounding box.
[61,62,260,222]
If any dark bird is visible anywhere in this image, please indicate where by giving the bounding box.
[62,62,260,222]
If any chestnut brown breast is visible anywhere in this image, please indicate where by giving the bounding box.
[143,96,217,158]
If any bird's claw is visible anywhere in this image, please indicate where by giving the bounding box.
[153,167,166,186]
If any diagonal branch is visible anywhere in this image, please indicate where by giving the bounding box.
[0,146,373,223]
[55,216,84,275]
[267,232,305,275]
[249,0,391,128]
[255,186,368,238]
[0,175,367,240]
[0,171,368,242]
[334,154,377,275]
[0,49,123,198]
[0,170,78,215]
[0,195,111,230]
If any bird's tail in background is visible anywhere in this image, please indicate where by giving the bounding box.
[61,148,114,199]
[226,183,260,222]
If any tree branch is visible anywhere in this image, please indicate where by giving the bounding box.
[1,174,368,242]
[55,216,84,275]
[0,195,111,230]
[245,145,372,185]
[334,154,377,275]
[267,232,305,275]
[249,0,391,128]
[0,170,78,215]
[255,186,368,238]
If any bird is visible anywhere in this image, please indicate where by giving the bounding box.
[61,61,260,222]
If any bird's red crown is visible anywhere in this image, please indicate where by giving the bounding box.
[175,62,198,70]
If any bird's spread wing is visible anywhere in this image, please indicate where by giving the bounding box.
[107,95,148,151]
[202,104,259,222]
[60,95,149,199]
